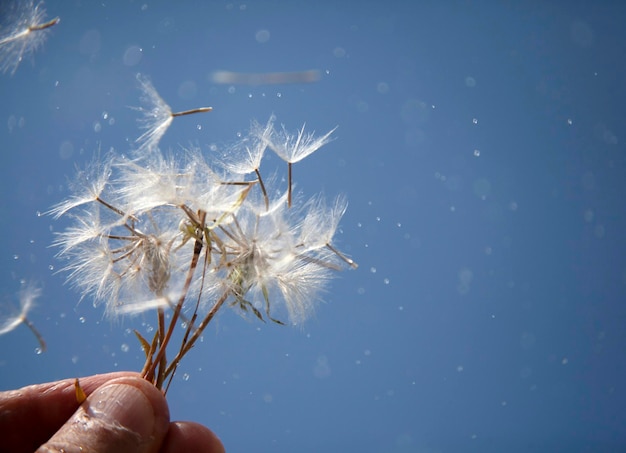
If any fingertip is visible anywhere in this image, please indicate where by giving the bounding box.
[38,376,170,453]
[161,421,226,453]
[95,376,171,441]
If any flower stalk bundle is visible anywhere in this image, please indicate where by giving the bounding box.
[50,76,356,391]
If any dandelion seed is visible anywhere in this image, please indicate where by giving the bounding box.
[299,195,358,268]
[52,207,106,255]
[263,123,336,207]
[133,74,212,153]
[223,118,274,210]
[0,281,46,351]
[62,240,120,308]
[115,150,186,212]
[47,153,112,219]
[0,0,59,75]
[273,256,333,324]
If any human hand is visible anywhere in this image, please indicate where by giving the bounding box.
[0,371,225,453]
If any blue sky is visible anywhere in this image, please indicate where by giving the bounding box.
[1,1,625,452]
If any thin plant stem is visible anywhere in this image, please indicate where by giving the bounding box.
[143,212,206,387]
[96,196,132,219]
[139,329,160,378]
[255,168,269,211]
[221,181,256,186]
[287,162,293,208]
[163,229,212,392]
[326,243,358,269]
[29,17,60,31]
[155,307,167,389]
[171,107,212,117]
[164,289,230,380]
[22,317,46,352]
[179,236,211,349]
[163,311,197,395]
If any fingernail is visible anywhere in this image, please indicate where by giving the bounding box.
[89,382,156,440]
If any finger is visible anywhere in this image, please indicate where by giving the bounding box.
[161,421,226,453]
[37,376,170,453]
[0,371,140,453]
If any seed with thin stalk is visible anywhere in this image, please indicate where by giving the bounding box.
[298,195,358,269]
[0,282,46,352]
[262,123,336,207]
[0,0,59,75]
[133,74,212,153]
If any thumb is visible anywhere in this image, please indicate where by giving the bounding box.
[37,376,170,453]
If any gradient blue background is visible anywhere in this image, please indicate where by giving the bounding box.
[1,1,625,451]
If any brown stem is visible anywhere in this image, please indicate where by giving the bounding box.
[255,168,269,211]
[29,17,60,32]
[96,197,140,224]
[143,231,204,386]
[287,163,293,208]
[22,317,46,352]
[141,329,160,381]
[171,107,213,117]
[164,311,197,395]
[154,308,167,388]
[326,243,358,269]
[163,290,230,380]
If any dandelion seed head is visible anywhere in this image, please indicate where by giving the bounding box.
[53,115,355,328]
